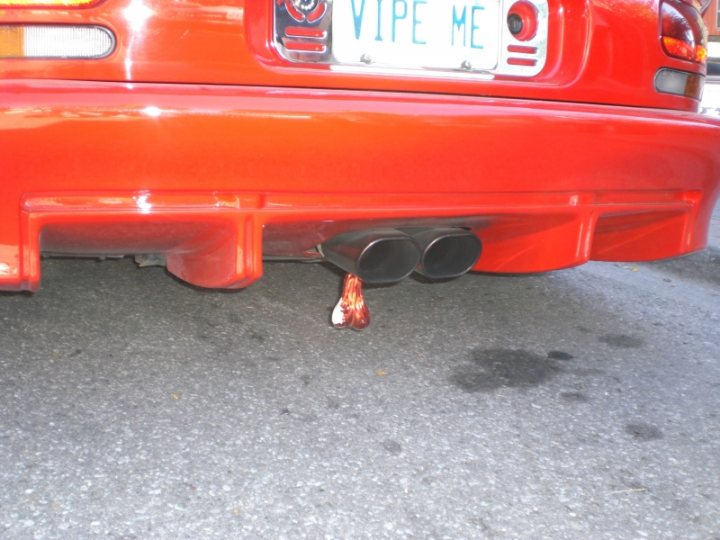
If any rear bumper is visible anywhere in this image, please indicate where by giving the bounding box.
[1,80,719,291]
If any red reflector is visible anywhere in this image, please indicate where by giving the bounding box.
[507,45,538,54]
[284,26,327,39]
[508,58,538,66]
[283,40,326,53]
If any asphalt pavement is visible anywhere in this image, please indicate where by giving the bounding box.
[1,204,719,539]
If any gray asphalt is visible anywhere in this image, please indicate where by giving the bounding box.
[1,205,719,540]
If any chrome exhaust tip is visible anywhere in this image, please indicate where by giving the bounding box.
[321,229,421,284]
[409,228,482,280]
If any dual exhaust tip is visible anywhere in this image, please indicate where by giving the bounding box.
[321,228,482,284]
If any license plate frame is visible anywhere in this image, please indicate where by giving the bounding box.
[272,0,549,78]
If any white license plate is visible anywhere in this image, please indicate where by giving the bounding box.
[332,0,501,71]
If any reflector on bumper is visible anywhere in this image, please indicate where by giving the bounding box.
[655,68,704,99]
[0,25,114,59]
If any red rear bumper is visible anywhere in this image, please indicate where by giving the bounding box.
[2,80,719,291]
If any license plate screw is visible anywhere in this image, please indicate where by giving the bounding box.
[360,54,373,64]
[461,60,473,71]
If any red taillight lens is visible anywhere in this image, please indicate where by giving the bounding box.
[661,0,708,63]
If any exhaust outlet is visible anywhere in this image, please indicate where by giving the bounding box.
[321,229,421,284]
[409,228,482,280]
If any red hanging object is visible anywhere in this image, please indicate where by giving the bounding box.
[332,273,370,330]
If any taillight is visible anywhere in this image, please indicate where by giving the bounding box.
[0,25,114,58]
[660,0,708,63]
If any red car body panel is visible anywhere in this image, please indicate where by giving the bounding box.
[0,0,706,110]
[1,0,719,291]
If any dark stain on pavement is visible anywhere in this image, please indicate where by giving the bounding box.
[249,330,266,344]
[227,312,242,324]
[382,439,403,455]
[625,422,664,441]
[576,326,592,333]
[565,367,607,377]
[449,348,563,393]
[548,351,574,361]
[326,397,340,410]
[599,334,645,349]
[559,391,590,403]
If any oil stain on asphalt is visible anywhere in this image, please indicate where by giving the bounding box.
[625,422,664,441]
[449,348,566,393]
[599,334,646,349]
[548,351,575,361]
[559,391,591,403]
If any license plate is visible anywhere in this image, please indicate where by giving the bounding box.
[332,0,501,71]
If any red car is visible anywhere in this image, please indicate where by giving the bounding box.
[1,1,718,296]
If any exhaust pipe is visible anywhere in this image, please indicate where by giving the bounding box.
[321,229,421,284]
[409,228,482,280]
